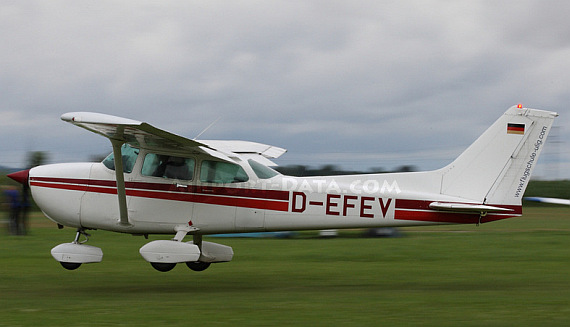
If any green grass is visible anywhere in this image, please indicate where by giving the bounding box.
[524,180,570,200]
[1,206,569,326]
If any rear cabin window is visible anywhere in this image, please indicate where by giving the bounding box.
[248,159,279,179]
[142,153,195,180]
[200,160,249,183]
[102,144,139,173]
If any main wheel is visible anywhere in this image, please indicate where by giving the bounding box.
[186,261,211,271]
[60,262,82,270]
[150,262,176,272]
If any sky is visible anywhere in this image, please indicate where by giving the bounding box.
[1,1,569,179]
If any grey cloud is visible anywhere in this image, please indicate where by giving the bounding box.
[1,1,568,177]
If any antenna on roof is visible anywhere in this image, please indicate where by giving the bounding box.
[193,117,221,140]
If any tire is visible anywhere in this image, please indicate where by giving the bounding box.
[60,262,82,270]
[150,262,176,272]
[186,261,211,271]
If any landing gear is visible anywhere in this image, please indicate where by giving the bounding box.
[186,261,211,271]
[186,234,211,271]
[139,225,233,272]
[140,225,199,272]
[51,228,103,270]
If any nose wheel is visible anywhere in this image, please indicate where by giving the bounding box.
[60,262,82,270]
[51,228,103,270]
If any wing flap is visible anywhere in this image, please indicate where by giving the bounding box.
[199,140,287,159]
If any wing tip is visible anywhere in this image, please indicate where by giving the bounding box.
[61,112,142,125]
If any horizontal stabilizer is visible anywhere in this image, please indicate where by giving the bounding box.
[524,197,570,206]
[429,202,514,213]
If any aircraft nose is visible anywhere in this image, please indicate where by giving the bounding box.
[7,169,30,185]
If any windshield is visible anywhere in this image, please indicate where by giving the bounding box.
[102,144,139,173]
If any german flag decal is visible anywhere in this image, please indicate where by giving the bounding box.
[507,123,525,135]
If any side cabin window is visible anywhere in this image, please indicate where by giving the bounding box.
[102,144,139,173]
[142,153,195,180]
[200,160,249,183]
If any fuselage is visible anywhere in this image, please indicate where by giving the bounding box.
[10,106,556,271]
[28,146,521,236]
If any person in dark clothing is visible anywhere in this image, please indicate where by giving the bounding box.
[20,183,30,235]
[4,186,21,235]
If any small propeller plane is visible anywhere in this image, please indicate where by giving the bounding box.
[8,105,558,272]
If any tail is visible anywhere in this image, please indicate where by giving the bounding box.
[437,105,558,205]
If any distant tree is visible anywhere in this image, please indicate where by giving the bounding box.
[393,165,417,172]
[368,167,387,173]
[275,165,308,177]
[319,165,338,175]
[26,151,48,168]
[275,164,411,176]
[90,154,108,162]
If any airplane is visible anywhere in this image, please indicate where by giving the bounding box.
[7,105,558,272]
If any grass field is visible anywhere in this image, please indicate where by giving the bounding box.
[1,207,569,326]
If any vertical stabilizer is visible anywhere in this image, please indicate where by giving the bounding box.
[438,106,558,205]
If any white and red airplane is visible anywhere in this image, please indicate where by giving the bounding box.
[8,105,558,272]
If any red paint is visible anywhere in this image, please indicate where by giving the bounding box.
[379,198,392,218]
[291,192,306,213]
[342,195,358,216]
[326,194,341,216]
[7,169,30,185]
[30,177,290,212]
[360,197,374,218]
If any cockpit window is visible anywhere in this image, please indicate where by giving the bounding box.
[102,144,139,173]
[248,159,279,179]
[200,160,249,183]
[142,153,195,180]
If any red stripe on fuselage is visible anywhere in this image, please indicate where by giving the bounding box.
[30,177,289,212]
[31,177,289,201]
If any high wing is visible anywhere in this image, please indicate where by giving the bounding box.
[61,112,231,162]
[61,112,286,164]
[61,111,287,226]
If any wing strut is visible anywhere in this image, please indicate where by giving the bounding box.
[111,138,131,227]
